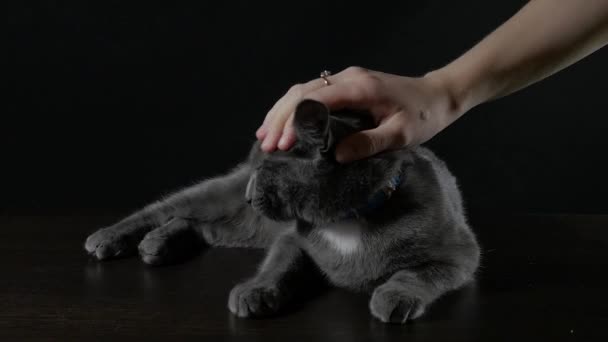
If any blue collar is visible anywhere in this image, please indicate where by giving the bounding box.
[344,169,404,219]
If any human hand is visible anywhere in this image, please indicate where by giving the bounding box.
[256,67,463,163]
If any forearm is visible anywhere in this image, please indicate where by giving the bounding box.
[427,0,608,118]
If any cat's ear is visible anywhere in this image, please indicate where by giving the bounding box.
[293,99,331,147]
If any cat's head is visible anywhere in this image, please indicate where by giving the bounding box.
[246,99,410,224]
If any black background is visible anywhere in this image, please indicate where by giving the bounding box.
[5,0,608,214]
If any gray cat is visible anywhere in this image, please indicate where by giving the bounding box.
[84,99,480,324]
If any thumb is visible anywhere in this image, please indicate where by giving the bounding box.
[335,124,401,163]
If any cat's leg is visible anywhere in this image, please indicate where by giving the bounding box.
[369,263,473,324]
[84,200,173,259]
[137,215,280,265]
[228,232,322,318]
[84,164,254,261]
[136,164,286,264]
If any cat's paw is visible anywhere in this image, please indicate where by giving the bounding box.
[84,227,137,260]
[137,231,200,266]
[369,285,426,324]
[138,234,171,265]
[137,218,202,265]
[228,280,284,318]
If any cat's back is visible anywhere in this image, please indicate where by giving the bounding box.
[407,146,467,221]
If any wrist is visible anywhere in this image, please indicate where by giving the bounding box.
[421,69,468,125]
[425,48,504,118]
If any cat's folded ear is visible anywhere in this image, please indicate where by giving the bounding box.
[294,99,331,148]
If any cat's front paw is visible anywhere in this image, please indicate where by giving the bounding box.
[369,285,426,324]
[137,220,202,266]
[84,227,137,260]
[228,280,284,318]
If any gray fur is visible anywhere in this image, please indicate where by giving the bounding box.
[84,99,480,324]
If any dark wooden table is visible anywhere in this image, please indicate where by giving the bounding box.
[2,210,607,341]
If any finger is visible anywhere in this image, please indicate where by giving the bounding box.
[261,94,296,151]
[278,114,296,150]
[256,125,268,140]
[259,68,360,150]
[261,76,338,151]
[261,127,281,152]
[304,80,376,112]
[257,94,290,141]
[335,120,403,163]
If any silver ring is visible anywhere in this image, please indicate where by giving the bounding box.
[320,70,332,86]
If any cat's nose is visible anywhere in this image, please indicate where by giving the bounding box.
[245,173,257,205]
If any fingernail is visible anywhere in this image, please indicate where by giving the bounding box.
[335,151,349,163]
[256,126,267,140]
[261,139,270,151]
[278,136,287,149]
[335,145,356,163]
[261,138,276,152]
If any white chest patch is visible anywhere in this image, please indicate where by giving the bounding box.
[318,219,362,254]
